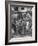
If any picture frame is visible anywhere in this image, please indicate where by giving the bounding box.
[5,1,37,45]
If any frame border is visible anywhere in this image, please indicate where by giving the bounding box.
[5,1,37,45]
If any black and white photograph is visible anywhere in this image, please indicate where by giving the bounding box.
[5,1,37,45]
